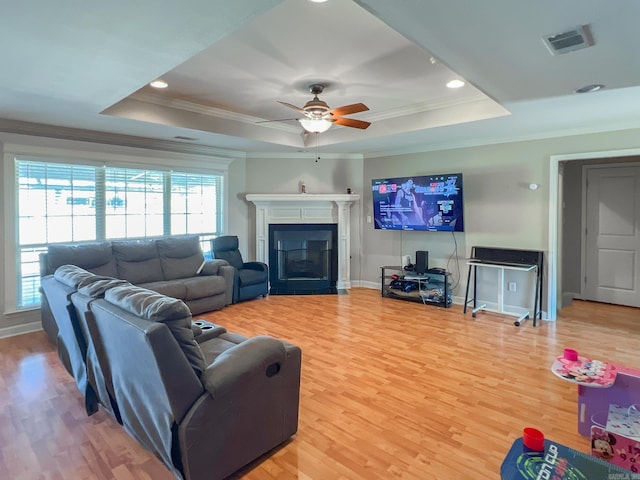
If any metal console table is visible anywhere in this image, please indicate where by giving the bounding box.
[463,246,543,326]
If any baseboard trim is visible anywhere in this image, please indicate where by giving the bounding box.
[0,321,43,339]
[561,291,581,309]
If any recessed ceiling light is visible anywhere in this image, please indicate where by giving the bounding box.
[150,79,168,89]
[574,84,604,94]
[446,79,465,89]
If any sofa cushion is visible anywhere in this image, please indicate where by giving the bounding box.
[77,276,132,298]
[199,259,228,276]
[211,236,244,270]
[47,242,117,277]
[54,264,97,288]
[54,264,130,298]
[104,285,205,375]
[156,235,204,281]
[238,268,268,287]
[112,240,163,284]
[182,276,227,300]
[139,280,187,300]
[217,250,244,270]
[198,334,247,364]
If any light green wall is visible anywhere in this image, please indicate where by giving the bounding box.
[226,156,250,258]
[242,153,364,276]
[357,128,640,313]
[2,127,640,335]
[362,142,548,305]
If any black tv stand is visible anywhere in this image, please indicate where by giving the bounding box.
[381,266,451,308]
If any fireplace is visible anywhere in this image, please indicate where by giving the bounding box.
[269,224,338,295]
[245,193,360,291]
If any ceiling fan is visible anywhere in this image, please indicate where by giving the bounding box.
[274,84,371,133]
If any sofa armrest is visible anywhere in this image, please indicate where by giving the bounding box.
[243,261,268,272]
[198,259,229,276]
[219,265,235,305]
[192,320,227,343]
[39,252,50,276]
[201,336,286,398]
[199,260,234,305]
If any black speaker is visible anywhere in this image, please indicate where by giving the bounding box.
[415,250,429,275]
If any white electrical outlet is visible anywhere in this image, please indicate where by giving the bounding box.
[508,281,517,292]
[366,215,372,223]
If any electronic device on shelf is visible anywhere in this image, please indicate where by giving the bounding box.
[415,250,428,274]
[427,267,446,275]
[381,265,452,308]
[371,173,464,232]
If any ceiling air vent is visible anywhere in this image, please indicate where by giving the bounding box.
[543,24,594,55]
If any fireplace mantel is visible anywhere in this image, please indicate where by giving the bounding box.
[246,193,360,290]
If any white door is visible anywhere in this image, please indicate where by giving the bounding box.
[584,165,640,307]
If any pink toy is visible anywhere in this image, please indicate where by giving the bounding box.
[551,355,617,388]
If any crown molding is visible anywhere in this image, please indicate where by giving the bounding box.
[0,119,246,160]
[129,91,301,134]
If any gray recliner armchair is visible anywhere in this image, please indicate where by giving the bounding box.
[83,284,301,480]
[210,236,269,303]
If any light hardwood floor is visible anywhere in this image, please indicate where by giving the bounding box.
[1,289,638,479]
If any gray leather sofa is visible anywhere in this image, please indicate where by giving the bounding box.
[47,265,301,480]
[40,235,234,345]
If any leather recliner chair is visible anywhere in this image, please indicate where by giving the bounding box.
[79,283,301,480]
[210,236,269,303]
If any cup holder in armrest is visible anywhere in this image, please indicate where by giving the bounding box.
[192,319,227,342]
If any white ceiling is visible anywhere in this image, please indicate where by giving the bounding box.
[2,0,640,157]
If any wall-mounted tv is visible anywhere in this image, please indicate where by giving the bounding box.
[372,173,464,232]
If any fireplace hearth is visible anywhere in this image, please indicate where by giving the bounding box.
[269,224,338,295]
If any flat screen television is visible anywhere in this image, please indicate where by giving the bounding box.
[371,173,464,232]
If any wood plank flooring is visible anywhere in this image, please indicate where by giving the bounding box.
[1,289,638,479]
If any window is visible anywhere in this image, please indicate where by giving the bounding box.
[15,159,224,309]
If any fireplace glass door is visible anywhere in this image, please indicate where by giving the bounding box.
[269,224,338,294]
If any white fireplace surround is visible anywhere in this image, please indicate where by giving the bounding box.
[245,194,360,290]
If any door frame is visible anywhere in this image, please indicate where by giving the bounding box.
[581,162,640,301]
[548,147,640,320]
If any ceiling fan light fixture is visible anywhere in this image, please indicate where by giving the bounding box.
[299,118,332,133]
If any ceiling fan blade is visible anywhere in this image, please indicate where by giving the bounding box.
[329,103,369,117]
[332,117,371,129]
[278,101,307,115]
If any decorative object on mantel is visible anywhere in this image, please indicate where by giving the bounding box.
[301,181,306,193]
